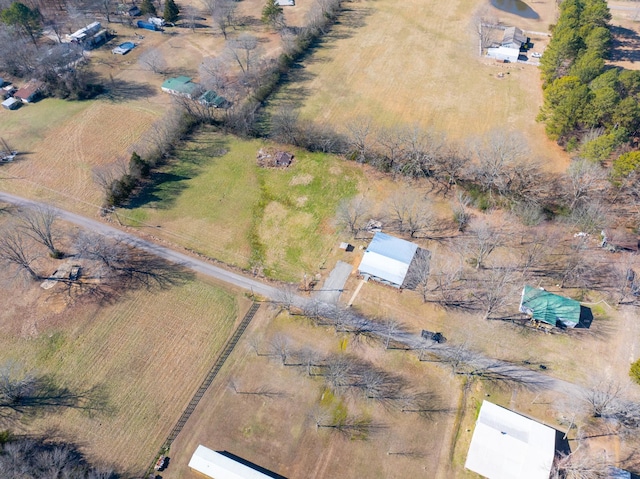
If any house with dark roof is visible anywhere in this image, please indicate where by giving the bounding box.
[199,90,228,108]
[14,82,42,103]
[502,26,528,50]
[519,286,586,328]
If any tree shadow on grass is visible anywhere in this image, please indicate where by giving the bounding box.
[126,135,230,210]
[610,26,640,63]
[0,372,113,428]
[100,80,157,103]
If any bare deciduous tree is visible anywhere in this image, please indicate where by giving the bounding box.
[0,228,42,281]
[472,268,519,320]
[138,47,167,75]
[460,220,504,269]
[550,449,612,479]
[15,206,62,258]
[564,158,607,210]
[336,195,370,237]
[346,117,374,163]
[269,334,291,365]
[386,190,435,238]
[226,33,260,74]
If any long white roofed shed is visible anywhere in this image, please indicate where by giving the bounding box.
[465,401,556,479]
[358,232,418,288]
[188,445,273,479]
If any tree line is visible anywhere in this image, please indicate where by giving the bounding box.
[538,0,640,164]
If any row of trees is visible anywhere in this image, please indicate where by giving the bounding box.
[538,0,640,159]
[0,433,119,478]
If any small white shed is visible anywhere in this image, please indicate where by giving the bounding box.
[487,46,521,63]
[275,0,295,5]
[188,445,275,479]
[2,97,19,110]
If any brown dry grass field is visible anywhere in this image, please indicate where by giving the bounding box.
[162,307,462,479]
[0,210,247,474]
[273,0,570,172]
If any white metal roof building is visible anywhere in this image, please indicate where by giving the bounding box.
[188,445,274,479]
[465,401,556,479]
[486,46,521,63]
[357,232,419,288]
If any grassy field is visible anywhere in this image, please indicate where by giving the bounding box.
[272,0,569,171]
[161,308,461,479]
[121,131,362,281]
[0,273,243,475]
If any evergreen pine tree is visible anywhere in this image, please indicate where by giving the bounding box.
[140,0,157,16]
[164,0,179,23]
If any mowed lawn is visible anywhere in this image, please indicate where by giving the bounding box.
[275,0,567,168]
[0,279,241,475]
[122,132,362,281]
[0,96,163,215]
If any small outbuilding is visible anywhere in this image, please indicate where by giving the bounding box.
[519,285,583,328]
[2,97,19,110]
[358,232,421,288]
[188,445,276,479]
[199,90,228,108]
[276,0,295,5]
[487,46,521,63]
[465,401,556,479]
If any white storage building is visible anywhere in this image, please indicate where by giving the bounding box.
[357,232,419,288]
[465,401,556,479]
[486,46,521,63]
[188,445,274,479]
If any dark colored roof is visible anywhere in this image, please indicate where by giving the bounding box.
[274,151,293,165]
[502,26,526,46]
[199,90,226,107]
[14,84,40,99]
[519,286,581,327]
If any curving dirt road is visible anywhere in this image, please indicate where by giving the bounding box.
[0,191,606,401]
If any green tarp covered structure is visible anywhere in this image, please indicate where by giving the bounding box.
[519,286,581,328]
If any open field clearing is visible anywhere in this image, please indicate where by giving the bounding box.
[121,131,361,281]
[0,100,160,215]
[162,308,461,479]
[0,270,243,475]
[273,0,569,171]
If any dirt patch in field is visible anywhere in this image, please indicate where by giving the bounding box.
[289,174,314,186]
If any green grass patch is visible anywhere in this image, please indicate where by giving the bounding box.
[124,131,361,281]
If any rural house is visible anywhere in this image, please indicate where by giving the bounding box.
[465,401,556,479]
[162,76,199,98]
[519,285,585,328]
[358,232,428,288]
[486,46,521,63]
[67,21,107,49]
[199,90,228,108]
[188,445,281,479]
[14,82,42,103]
[501,26,528,50]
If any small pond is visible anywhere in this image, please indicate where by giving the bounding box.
[490,0,539,19]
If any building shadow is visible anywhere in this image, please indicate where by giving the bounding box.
[218,451,287,479]
[575,306,593,329]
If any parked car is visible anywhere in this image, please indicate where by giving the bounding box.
[531,52,542,58]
